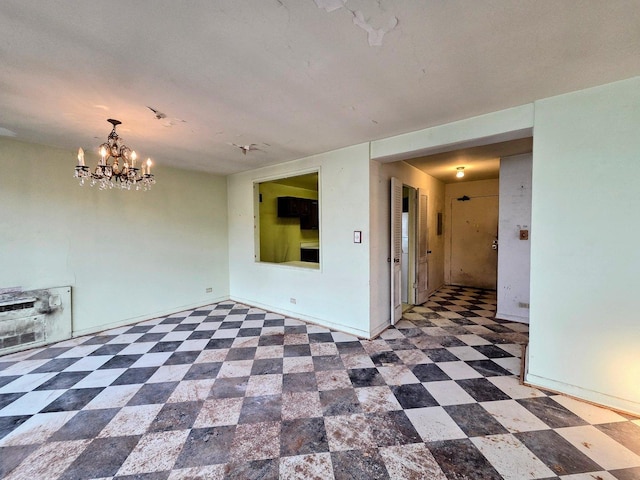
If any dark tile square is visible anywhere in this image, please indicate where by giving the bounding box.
[423,348,459,362]
[331,449,390,480]
[135,333,166,343]
[245,313,266,320]
[230,308,249,315]
[99,355,142,370]
[596,421,640,455]
[284,344,311,357]
[173,323,198,331]
[26,347,73,359]
[367,410,422,447]
[0,444,39,477]
[282,372,317,392]
[164,351,201,365]
[89,344,128,356]
[456,378,511,402]
[111,367,159,386]
[319,388,361,416]
[313,355,344,371]
[263,319,285,327]
[219,321,243,330]
[206,338,235,350]
[160,318,183,325]
[34,371,91,390]
[411,363,450,382]
[517,397,588,428]
[284,325,307,334]
[0,363,17,373]
[40,387,105,412]
[183,362,222,381]
[515,430,602,475]
[472,344,515,358]
[280,417,329,456]
[175,426,236,468]
[335,341,365,354]
[444,403,509,436]
[223,459,279,479]
[149,400,203,432]
[370,351,401,366]
[204,315,227,323]
[125,325,154,333]
[0,415,30,440]
[209,377,248,399]
[391,384,439,409]
[466,359,513,377]
[611,466,640,480]
[237,328,262,337]
[127,382,179,406]
[239,395,282,424]
[348,368,386,388]
[32,358,80,373]
[308,333,333,343]
[0,392,24,410]
[438,336,467,348]
[428,438,503,480]
[385,339,417,351]
[115,471,170,480]
[59,435,141,479]
[251,358,283,375]
[226,347,257,361]
[50,408,119,440]
[186,330,215,340]
[148,341,182,353]
[258,334,285,346]
[189,311,210,317]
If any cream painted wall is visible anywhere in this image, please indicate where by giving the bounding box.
[497,154,532,323]
[369,161,445,334]
[444,179,499,286]
[0,138,229,336]
[227,144,372,337]
[528,77,640,415]
[258,183,318,263]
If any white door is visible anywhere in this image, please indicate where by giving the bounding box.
[415,190,429,304]
[450,195,499,289]
[390,177,402,324]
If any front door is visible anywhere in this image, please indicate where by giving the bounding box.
[450,195,499,289]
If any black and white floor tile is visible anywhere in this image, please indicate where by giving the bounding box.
[0,286,639,479]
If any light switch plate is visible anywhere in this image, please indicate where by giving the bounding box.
[354,231,362,243]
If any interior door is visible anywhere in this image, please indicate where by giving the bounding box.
[415,190,429,304]
[450,195,499,289]
[390,177,402,324]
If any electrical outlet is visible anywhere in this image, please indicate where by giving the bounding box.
[519,229,529,240]
[206,287,213,293]
[290,298,296,304]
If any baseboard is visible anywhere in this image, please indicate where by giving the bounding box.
[525,372,640,417]
[369,320,390,339]
[229,295,371,339]
[71,295,229,337]
[495,311,529,324]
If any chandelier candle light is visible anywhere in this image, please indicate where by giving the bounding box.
[74,119,156,190]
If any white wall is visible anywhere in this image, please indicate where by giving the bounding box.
[227,144,372,337]
[497,154,532,323]
[444,179,499,285]
[0,138,229,336]
[369,161,445,335]
[528,77,640,415]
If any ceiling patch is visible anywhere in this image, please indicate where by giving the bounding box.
[147,106,167,119]
[352,10,397,47]
[231,143,268,155]
[0,127,17,137]
[312,0,346,13]
[147,106,187,128]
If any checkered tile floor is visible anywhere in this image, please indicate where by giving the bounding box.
[1,286,639,479]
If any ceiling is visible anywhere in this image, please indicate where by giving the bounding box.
[407,137,533,184]
[1,1,639,176]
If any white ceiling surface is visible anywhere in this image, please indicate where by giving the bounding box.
[1,1,639,176]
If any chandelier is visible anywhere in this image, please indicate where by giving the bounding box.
[74,119,156,191]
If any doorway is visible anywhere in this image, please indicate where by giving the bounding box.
[401,186,417,309]
[449,194,499,289]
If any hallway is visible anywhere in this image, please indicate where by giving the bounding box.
[0,287,638,479]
